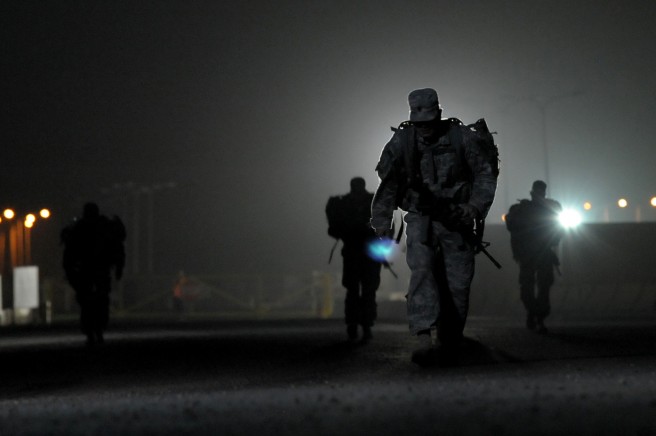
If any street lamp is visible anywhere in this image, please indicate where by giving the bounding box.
[0,211,12,282]
[1,208,51,268]
[1,207,51,322]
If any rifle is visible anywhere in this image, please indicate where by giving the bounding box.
[473,219,503,269]
[328,238,339,264]
[475,240,503,269]
[380,259,398,279]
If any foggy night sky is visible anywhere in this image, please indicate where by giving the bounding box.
[2,1,655,276]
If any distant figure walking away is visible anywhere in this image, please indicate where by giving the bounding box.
[505,180,563,334]
[62,202,126,345]
[371,88,498,366]
[326,177,382,342]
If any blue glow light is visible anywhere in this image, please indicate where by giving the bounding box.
[367,238,394,262]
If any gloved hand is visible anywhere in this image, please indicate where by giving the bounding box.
[374,227,394,239]
[455,204,479,225]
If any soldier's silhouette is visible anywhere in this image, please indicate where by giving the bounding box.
[505,180,563,334]
[326,177,382,342]
[62,202,126,345]
[371,88,498,366]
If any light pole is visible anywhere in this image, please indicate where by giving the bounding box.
[506,92,583,190]
[100,182,176,275]
[0,209,16,300]
[0,207,51,312]
[2,208,51,268]
[143,182,177,274]
[100,182,136,273]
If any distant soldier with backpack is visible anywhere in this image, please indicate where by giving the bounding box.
[62,202,126,345]
[371,88,498,366]
[326,177,382,342]
[505,180,563,334]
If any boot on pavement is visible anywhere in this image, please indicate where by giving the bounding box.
[411,329,434,366]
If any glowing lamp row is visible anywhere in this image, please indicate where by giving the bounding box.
[1,208,51,227]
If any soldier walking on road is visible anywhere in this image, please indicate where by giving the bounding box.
[326,177,382,342]
[62,202,126,345]
[505,180,563,334]
[371,88,498,365]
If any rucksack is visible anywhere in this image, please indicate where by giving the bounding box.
[392,117,499,193]
[325,195,347,239]
[390,117,502,268]
[325,192,374,241]
[464,118,500,178]
[326,192,381,265]
[62,215,126,272]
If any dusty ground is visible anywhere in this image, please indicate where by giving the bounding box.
[0,317,655,435]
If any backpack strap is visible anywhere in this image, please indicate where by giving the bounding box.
[391,121,417,188]
[447,117,468,179]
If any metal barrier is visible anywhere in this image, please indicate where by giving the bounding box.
[42,271,336,322]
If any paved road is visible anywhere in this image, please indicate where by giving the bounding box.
[1,317,655,435]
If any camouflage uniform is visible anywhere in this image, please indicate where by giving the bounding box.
[505,181,562,332]
[371,89,497,348]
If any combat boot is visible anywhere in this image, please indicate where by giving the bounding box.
[85,333,96,347]
[536,318,548,335]
[526,313,536,330]
[347,324,358,342]
[411,330,435,366]
[361,325,373,343]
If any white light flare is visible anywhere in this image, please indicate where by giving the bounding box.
[559,208,582,229]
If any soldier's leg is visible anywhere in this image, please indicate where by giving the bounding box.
[535,256,555,333]
[360,257,382,341]
[94,275,112,340]
[341,251,360,339]
[73,274,94,342]
[434,224,475,347]
[77,292,94,340]
[405,213,440,335]
[519,262,538,328]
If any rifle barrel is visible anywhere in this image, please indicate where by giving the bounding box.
[480,246,503,269]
